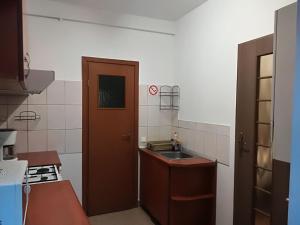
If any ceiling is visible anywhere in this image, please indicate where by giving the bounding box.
[47,0,207,21]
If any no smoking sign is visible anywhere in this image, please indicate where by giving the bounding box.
[148,85,159,96]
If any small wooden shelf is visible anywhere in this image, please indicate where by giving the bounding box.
[171,194,215,202]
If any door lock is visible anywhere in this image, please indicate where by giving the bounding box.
[239,132,250,153]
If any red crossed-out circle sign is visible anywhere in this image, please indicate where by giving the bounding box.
[149,85,159,96]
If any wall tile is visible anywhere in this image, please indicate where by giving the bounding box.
[197,123,217,133]
[48,130,66,154]
[148,106,160,126]
[7,105,28,131]
[147,127,160,141]
[65,81,82,105]
[139,106,148,127]
[15,131,28,153]
[159,126,172,140]
[28,105,47,131]
[28,89,47,105]
[0,105,8,129]
[28,130,48,152]
[216,125,230,136]
[147,85,160,106]
[47,105,65,129]
[194,130,205,155]
[217,135,230,165]
[66,129,82,153]
[6,96,28,105]
[139,85,148,106]
[177,128,188,149]
[171,111,179,127]
[47,80,65,105]
[179,120,197,130]
[65,105,82,129]
[171,126,178,135]
[204,132,217,160]
[138,126,148,147]
[160,110,172,126]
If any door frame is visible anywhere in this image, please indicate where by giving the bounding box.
[82,57,139,214]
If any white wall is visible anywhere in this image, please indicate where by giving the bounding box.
[175,0,295,224]
[23,0,176,84]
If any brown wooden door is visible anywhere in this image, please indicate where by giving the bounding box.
[82,57,139,216]
[234,35,273,225]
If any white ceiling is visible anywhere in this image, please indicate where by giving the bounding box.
[47,0,207,21]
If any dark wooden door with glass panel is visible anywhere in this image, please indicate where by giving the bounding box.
[234,35,274,225]
[82,58,139,216]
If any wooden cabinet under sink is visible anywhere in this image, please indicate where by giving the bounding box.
[140,149,217,225]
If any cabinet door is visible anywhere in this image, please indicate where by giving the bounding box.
[140,152,169,225]
[273,3,297,163]
[0,0,24,80]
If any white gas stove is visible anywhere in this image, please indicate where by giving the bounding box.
[24,165,62,184]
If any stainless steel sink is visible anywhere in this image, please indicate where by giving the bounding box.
[158,151,193,159]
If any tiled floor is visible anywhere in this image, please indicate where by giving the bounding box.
[89,207,155,225]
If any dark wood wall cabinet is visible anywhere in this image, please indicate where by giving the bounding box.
[140,149,216,225]
[0,0,55,95]
[0,0,24,80]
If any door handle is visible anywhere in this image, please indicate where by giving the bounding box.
[239,132,249,153]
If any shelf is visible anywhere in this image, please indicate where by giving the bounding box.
[171,194,215,202]
[159,85,180,110]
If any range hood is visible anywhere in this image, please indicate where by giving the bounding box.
[0,69,55,95]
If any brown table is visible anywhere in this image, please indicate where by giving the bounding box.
[17,151,61,167]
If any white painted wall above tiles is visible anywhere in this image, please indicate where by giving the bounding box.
[23,0,176,84]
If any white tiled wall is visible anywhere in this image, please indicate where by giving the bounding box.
[138,85,174,144]
[172,120,230,166]
[138,84,230,166]
[0,80,82,154]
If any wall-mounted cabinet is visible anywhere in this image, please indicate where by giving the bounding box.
[0,0,55,95]
[0,0,24,81]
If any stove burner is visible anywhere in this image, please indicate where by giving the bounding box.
[37,168,50,174]
[41,176,48,182]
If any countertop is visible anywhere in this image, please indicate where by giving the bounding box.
[25,180,90,225]
[139,148,216,168]
[17,151,61,167]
